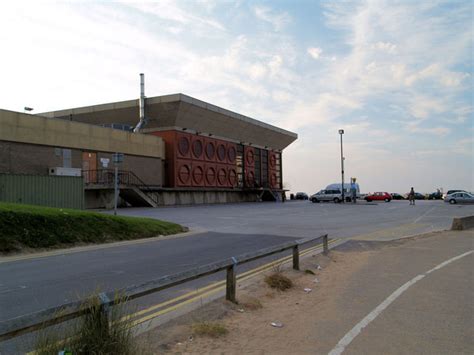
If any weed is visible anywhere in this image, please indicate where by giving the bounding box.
[264,273,293,291]
[304,269,315,275]
[192,322,228,338]
[240,297,263,311]
[34,293,138,355]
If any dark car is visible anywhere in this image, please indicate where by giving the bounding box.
[428,191,442,200]
[295,192,309,200]
[413,192,425,200]
[390,193,405,200]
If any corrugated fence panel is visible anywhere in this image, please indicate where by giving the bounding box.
[0,174,84,209]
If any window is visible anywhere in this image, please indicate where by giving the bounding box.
[63,149,72,168]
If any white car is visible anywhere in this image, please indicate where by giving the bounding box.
[310,189,343,203]
[444,192,474,204]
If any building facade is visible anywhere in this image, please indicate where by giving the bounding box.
[0,94,297,208]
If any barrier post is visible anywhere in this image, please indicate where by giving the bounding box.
[226,262,237,303]
[323,234,329,255]
[292,245,300,270]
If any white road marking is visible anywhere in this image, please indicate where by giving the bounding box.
[413,205,436,223]
[328,249,474,355]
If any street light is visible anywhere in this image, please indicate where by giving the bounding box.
[24,107,34,113]
[338,129,345,203]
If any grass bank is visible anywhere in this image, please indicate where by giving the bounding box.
[0,202,186,254]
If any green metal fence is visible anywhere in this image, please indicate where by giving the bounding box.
[0,174,84,209]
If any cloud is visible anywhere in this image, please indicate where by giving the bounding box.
[307,47,323,60]
[127,1,226,31]
[408,95,446,119]
[254,6,291,31]
[405,122,451,136]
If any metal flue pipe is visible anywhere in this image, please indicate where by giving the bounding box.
[133,73,147,133]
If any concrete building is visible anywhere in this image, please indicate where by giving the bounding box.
[0,92,297,208]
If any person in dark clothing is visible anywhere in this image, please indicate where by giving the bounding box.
[409,187,415,205]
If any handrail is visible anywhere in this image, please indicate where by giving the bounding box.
[0,234,329,342]
[81,169,160,206]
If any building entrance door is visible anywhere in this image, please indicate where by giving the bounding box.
[82,152,97,183]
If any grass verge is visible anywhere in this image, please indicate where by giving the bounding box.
[35,294,138,355]
[0,202,186,254]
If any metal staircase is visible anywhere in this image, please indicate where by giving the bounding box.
[82,169,159,207]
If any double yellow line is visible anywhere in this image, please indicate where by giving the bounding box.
[27,239,340,354]
[128,239,340,327]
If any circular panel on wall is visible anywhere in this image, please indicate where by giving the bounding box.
[227,146,236,163]
[192,139,203,159]
[269,153,277,169]
[178,136,190,156]
[245,149,254,166]
[217,167,227,185]
[217,144,226,162]
[205,166,216,185]
[178,164,191,184]
[228,168,237,186]
[205,141,215,159]
[246,170,255,186]
[192,165,204,184]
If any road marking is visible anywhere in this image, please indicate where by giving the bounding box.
[126,239,342,325]
[328,249,474,355]
[413,205,437,223]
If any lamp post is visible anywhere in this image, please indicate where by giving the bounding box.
[338,129,345,203]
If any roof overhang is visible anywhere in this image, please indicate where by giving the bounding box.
[39,94,297,151]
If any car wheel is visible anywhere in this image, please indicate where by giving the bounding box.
[333,197,340,203]
[449,199,456,204]
[311,198,319,203]
[384,198,390,202]
[366,199,371,202]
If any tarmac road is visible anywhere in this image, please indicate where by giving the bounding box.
[0,200,472,353]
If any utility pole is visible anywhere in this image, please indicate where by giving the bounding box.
[113,153,124,215]
[339,129,345,203]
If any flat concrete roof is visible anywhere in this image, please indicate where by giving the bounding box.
[39,94,298,150]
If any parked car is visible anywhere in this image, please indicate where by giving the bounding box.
[442,190,468,200]
[295,192,309,200]
[413,192,426,200]
[365,192,392,202]
[310,189,342,203]
[325,183,360,202]
[428,191,443,200]
[444,192,474,204]
[390,193,405,200]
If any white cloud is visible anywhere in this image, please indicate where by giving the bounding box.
[408,95,446,119]
[307,47,323,60]
[254,6,291,31]
[373,41,397,53]
[405,122,451,136]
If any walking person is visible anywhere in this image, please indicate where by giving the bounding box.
[409,187,415,205]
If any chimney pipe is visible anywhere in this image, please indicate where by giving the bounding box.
[133,73,147,133]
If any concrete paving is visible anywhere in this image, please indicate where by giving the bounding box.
[327,230,474,354]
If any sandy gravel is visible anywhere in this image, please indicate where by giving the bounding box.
[140,249,371,354]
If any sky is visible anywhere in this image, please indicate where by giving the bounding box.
[0,0,472,194]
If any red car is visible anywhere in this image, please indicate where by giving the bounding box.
[365,192,392,202]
